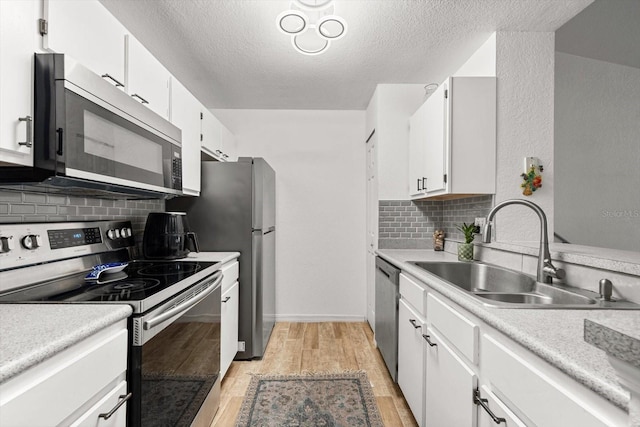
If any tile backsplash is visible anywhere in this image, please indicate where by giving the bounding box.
[0,189,164,254]
[378,195,492,249]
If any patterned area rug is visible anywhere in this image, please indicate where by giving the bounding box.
[236,371,384,427]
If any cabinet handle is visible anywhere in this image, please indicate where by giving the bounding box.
[56,128,63,156]
[215,149,222,154]
[131,93,149,104]
[98,393,132,420]
[101,73,124,87]
[409,319,421,329]
[422,177,427,190]
[417,178,422,192]
[422,334,437,347]
[222,296,231,303]
[18,116,33,148]
[473,389,506,424]
[223,153,229,159]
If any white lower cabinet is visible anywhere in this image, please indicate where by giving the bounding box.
[398,298,426,426]
[424,327,478,427]
[221,280,239,379]
[0,321,128,426]
[395,271,629,427]
[220,259,240,380]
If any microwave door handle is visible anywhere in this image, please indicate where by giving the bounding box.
[143,272,222,330]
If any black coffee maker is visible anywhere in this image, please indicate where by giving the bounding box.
[142,212,200,259]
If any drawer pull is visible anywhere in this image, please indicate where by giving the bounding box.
[98,392,132,420]
[101,73,124,87]
[409,318,421,329]
[131,93,149,104]
[18,116,33,147]
[422,334,437,347]
[473,389,506,424]
[222,296,231,303]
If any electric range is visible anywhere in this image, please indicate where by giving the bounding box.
[0,220,223,426]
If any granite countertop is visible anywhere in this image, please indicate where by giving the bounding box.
[377,249,639,411]
[0,304,132,384]
[585,317,640,369]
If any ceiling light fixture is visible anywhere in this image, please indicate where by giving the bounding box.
[277,0,347,55]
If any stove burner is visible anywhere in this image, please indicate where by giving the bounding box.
[138,263,202,277]
[85,278,162,296]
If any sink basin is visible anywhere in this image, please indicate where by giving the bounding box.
[409,261,639,309]
[411,261,536,293]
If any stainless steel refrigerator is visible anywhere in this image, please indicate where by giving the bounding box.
[167,157,276,360]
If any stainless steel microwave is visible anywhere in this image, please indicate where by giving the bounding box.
[0,53,183,199]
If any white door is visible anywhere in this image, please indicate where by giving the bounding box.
[408,104,427,198]
[398,299,425,426]
[201,109,223,159]
[365,129,378,330]
[44,0,127,88]
[0,0,37,166]
[221,281,239,379]
[170,78,202,195]
[126,34,171,119]
[425,327,478,427]
[423,81,449,195]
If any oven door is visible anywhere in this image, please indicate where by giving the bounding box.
[128,271,222,427]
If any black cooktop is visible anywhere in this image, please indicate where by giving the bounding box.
[0,260,216,304]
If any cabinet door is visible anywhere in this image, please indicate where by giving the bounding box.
[44,0,127,88]
[201,109,223,159]
[126,34,171,119]
[398,299,425,426]
[476,386,527,427]
[425,327,477,427]
[221,124,237,161]
[221,281,239,379]
[0,0,36,166]
[408,103,427,199]
[423,81,448,195]
[170,78,201,195]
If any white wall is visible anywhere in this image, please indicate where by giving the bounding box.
[214,109,367,321]
[454,33,496,77]
[555,53,640,252]
[494,32,556,244]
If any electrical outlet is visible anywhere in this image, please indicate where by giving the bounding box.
[238,341,245,352]
[474,217,486,228]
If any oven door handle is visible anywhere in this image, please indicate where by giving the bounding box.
[143,272,223,331]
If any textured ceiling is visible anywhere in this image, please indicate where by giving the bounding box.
[99,0,593,110]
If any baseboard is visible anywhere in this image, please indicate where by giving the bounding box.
[275,314,367,322]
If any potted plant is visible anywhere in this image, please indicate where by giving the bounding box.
[456,222,479,261]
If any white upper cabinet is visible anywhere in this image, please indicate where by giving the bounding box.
[221,123,238,161]
[0,0,38,166]
[126,35,171,120]
[201,109,223,159]
[170,78,202,195]
[43,0,127,89]
[409,77,496,200]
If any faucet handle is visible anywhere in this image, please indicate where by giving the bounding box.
[599,279,613,301]
[543,259,566,281]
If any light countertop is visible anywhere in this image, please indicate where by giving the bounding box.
[377,249,639,411]
[0,304,132,384]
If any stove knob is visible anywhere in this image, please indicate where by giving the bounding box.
[21,234,41,250]
[0,236,14,253]
[120,228,130,238]
[114,229,121,238]
[107,229,115,240]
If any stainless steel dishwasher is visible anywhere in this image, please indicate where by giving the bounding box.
[375,256,400,382]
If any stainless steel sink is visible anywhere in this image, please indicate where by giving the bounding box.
[409,261,640,309]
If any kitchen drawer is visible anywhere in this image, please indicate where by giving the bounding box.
[427,293,478,364]
[0,322,128,426]
[483,334,621,427]
[400,273,426,315]
[220,260,239,293]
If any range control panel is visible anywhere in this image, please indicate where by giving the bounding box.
[0,220,135,270]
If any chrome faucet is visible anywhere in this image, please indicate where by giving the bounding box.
[482,199,565,284]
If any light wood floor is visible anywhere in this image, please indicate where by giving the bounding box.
[211,322,418,427]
